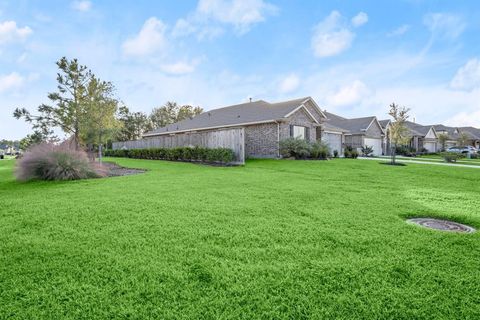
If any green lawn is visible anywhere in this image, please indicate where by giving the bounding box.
[1,158,479,319]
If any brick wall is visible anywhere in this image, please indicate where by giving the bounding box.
[244,123,279,158]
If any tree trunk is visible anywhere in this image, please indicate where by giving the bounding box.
[391,144,396,165]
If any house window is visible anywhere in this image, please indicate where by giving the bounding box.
[290,125,309,140]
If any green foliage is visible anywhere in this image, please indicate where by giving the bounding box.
[395,145,416,156]
[360,145,374,157]
[13,57,118,149]
[115,106,152,141]
[333,150,339,158]
[344,146,359,159]
[310,141,330,159]
[279,138,312,159]
[441,152,465,163]
[149,102,203,130]
[104,146,235,163]
[437,133,448,151]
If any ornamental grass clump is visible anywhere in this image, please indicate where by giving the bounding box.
[16,143,106,181]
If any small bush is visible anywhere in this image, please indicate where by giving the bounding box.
[16,143,105,181]
[310,141,330,159]
[441,152,465,163]
[104,146,235,164]
[360,145,374,157]
[333,150,339,158]
[279,138,311,159]
[344,146,358,159]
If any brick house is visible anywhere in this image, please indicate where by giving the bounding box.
[323,111,385,156]
[143,97,330,159]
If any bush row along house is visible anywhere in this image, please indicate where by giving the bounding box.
[115,97,480,160]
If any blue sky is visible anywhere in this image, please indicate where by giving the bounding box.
[1,0,480,139]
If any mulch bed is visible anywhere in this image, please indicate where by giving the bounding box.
[102,162,146,177]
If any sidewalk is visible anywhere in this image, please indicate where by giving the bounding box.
[358,156,480,169]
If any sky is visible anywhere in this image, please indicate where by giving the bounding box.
[1,0,480,140]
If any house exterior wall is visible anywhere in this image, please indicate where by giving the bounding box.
[345,135,364,148]
[279,108,317,141]
[322,132,343,155]
[244,123,279,158]
[365,120,384,138]
[245,108,319,158]
[303,100,325,123]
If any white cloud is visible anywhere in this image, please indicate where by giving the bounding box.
[0,21,32,45]
[160,60,199,75]
[450,58,480,91]
[311,11,355,58]
[351,12,368,27]
[387,24,410,37]
[71,1,92,12]
[278,74,300,94]
[423,13,465,39]
[122,17,168,57]
[173,0,276,39]
[0,72,24,93]
[446,110,480,128]
[326,80,371,107]
[197,0,277,34]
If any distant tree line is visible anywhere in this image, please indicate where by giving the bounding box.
[13,57,203,151]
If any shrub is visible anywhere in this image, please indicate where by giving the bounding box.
[104,146,235,164]
[441,152,465,163]
[395,145,416,157]
[360,145,374,157]
[333,150,339,158]
[16,143,106,181]
[310,141,330,159]
[344,146,358,159]
[279,138,311,159]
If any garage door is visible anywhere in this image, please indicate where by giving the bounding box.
[424,142,436,153]
[364,138,383,156]
[321,132,342,155]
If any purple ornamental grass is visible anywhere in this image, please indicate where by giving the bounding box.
[15,143,107,181]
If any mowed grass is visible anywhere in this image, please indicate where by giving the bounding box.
[0,158,479,319]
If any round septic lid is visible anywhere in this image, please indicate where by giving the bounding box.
[408,218,475,233]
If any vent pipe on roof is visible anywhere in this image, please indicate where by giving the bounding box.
[413,117,416,123]
[249,97,252,103]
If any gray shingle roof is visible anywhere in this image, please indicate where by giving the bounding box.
[378,119,390,129]
[404,121,433,137]
[458,127,480,140]
[144,97,313,136]
[325,113,377,135]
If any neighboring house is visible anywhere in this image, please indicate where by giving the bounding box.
[324,112,385,156]
[142,97,327,159]
[380,120,438,154]
[457,127,480,149]
[432,125,460,149]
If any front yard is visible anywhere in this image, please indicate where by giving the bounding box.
[0,158,479,319]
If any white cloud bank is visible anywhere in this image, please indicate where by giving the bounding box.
[423,12,466,40]
[278,74,300,94]
[326,80,371,107]
[351,12,368,27]
[450,58,480,91]
[122,17,168,57]
[71,1,92,12]
[173,0,277,39]
[0,72,24,93]
[311,11,367,58]
[0,21,32,45]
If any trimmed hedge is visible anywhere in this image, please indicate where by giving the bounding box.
[104,147,236,164]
